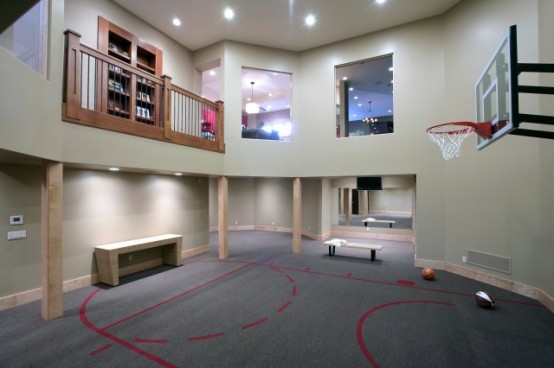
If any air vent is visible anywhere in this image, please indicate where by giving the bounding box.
[467,249,511,274]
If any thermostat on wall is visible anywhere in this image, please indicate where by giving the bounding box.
[10,215,24,225]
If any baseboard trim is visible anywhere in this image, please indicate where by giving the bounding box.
[182,244,210,258]
[415,259,554,314]
[0,244,211,312]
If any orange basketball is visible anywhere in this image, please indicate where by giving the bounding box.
[421,267,436,280]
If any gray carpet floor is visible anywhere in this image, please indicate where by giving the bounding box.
[0,231,553,367]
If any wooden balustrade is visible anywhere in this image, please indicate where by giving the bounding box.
[62,29,225,153]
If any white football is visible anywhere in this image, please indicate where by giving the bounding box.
[475,291,495,308]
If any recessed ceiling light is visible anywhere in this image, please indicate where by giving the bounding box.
[224,7,234,20]
[209,70,216,76]
[376,0,387,4]
[172,18,181,26]
[109,167,119,172]
[389,66,393,71]
[175,172,183,176]
[342,77,348,81]
[305,14,316,26]
[354,96,358,99]
[348,87,354,91]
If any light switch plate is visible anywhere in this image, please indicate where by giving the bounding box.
[8,230,27,240]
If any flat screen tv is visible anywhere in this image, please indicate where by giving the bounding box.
[357,176,382,190]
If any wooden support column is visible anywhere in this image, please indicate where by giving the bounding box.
[292,178,301,254]
[41,162,63,320]
[218,176,228,259]
[343,188,351,226]
[359,190,368,215]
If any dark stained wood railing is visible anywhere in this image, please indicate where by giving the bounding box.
[62,29,224,153]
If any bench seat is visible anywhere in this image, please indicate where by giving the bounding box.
[323,238,383,261]
[94,234,183,286]
[362,217,396,228]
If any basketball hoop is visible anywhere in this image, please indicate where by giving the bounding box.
[427,122,487,160]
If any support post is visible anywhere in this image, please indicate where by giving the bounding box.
[41,162,63,320]
[292,178,301,254]
[63,30,82,120]
[343,188,351,226]
[162,75,172,140]
[218,176,228,259]
[216,100,225,152]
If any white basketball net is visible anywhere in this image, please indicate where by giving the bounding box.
[427,124,475,160]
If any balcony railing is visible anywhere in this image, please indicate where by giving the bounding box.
[62,30,224,153]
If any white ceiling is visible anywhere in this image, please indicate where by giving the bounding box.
[112,0,461,117]
[112,0,461,52]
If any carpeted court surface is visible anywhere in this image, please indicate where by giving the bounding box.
[0,231,553,367]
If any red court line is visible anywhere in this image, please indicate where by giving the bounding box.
[286,275,294,283]
[89,344,111,356]
[277,300,292,313]
[291,286,297,296]
[396,280,416,286]
[101,263,253,331]
[134,338,169,344]
[188,332,225,342]
[347,273,352,277]
[241,317,269,330]
[356,300,455,368]
[266,264,545,308]
[80,288,178,368]
[182,259,545,308]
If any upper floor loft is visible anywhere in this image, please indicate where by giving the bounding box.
[62,24,225,154]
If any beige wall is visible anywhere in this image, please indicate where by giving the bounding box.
[0,165,209,298]
[0,165,42,297]
[536,0,554,298]
[441,0,547,292]
[63,169,209,280]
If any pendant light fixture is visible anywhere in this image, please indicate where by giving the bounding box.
[245,81,260,114]
[362,101,378,123]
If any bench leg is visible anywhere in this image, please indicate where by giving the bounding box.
[370,249,376,261]
[328,246,336,257]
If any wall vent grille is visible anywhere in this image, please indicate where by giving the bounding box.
[467,249,511,274]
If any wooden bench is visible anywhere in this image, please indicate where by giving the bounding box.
[362,217,396,228]
[323,238,383,261]
[94,234,183,286]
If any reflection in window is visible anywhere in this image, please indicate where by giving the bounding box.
[241,67,292,141]
[335,55,393,137]
[0,0,48,77]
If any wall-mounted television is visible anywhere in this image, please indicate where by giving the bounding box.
[357,176,382,190]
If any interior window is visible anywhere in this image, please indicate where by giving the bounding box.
[0,0,48,77]
[335,55,393,137]
[241,67,292,141]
